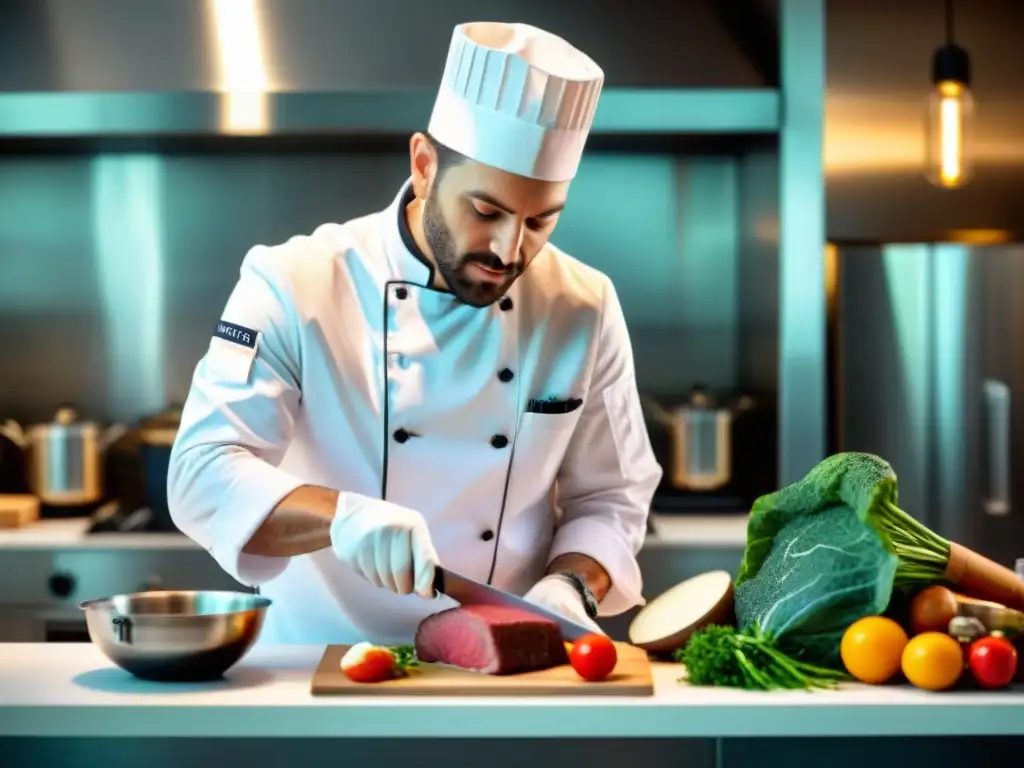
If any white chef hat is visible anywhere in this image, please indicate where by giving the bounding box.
[427,22,605,183]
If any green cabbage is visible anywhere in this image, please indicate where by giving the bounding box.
[739,452,950,592]
[734,505,898,666]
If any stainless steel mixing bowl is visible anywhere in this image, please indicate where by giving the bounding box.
[79,590,272,682]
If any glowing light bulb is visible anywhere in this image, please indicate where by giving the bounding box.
[925,44,974,190]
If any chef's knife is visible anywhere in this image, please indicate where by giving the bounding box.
[432,566,595,642]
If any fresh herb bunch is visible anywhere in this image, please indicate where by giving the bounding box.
[675,624,848,691]
[389,644,420,676]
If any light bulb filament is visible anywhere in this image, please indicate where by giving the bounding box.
[938,80,964,187]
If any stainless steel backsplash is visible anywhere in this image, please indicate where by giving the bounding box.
[0,0,770,92]
[0,150,779,424]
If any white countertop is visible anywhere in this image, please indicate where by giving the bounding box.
[0,519,195,550]
[645,513,750,549]
[0,512,751,552]
[1,643,1022,739]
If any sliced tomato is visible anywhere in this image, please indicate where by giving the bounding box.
[341,642,398,683]
[569,633,617,682]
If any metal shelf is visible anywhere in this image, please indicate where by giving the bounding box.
[0,88,780,139]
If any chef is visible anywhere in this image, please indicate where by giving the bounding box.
[167,20,663,646]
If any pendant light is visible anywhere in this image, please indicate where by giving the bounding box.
[925,0,974,189]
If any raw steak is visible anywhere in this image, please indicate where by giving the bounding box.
[414,605,570,675]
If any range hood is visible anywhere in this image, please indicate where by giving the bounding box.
[0,0,781,138]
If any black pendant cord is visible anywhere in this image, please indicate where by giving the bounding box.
[932,0,969,87]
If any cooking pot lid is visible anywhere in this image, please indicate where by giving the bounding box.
[689,384,715,408]
[31,405,98,432]
[140,426,178,446]
[681,385,756,412]
[54,406,79,425]
[139,403,183,429]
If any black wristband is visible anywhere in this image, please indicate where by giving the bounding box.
[554,571,599,620]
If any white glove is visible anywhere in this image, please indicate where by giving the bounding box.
[523,575,604,635]
[330,492,439,599]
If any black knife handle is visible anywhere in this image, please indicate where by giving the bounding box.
[431,567,445,597]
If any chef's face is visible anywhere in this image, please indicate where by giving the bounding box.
[412,135,570,307]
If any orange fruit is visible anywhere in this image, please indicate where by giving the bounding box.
[840,616,909,684]
[901,631,964,691]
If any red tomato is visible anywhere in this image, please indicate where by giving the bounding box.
[968,635,1018,690]
[341,643,397,683]
[569,634,618,682]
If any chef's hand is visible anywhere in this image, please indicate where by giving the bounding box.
[330,493,439,599]
[523,575,604,635]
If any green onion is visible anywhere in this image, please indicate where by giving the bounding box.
[874,500,951,587]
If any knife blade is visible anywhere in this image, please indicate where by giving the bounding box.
[431,566,595,642]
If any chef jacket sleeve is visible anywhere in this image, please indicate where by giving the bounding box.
[548,279,663,616]
[167,243,307,587]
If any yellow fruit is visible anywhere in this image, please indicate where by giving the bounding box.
[901,631,964,691]
[841,616,909,684]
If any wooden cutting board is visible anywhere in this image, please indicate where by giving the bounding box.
[311,642,654,696]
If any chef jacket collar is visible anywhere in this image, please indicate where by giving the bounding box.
[382,178,440,290]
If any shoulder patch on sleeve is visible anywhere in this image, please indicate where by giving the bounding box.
[207,320,261,384]
[214,320,259,349]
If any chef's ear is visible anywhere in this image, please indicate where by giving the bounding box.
[409,132,438,199]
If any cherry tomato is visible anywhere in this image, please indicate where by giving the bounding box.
[341,642,397,683]
[968,635,1018,689]
[569,633,617,682]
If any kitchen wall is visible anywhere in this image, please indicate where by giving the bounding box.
[825,0,1024,241]
[0,0,785,426]
[0,148,780,425]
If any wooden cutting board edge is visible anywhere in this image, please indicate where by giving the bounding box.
[0,494,40,528]
[310,642,655,697]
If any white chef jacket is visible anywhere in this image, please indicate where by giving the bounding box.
[167,179,662,646]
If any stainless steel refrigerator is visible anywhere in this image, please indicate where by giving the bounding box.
[831,242,1024,570]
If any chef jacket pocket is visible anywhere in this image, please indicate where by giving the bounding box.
[505,409,582,513]
[518,409,582,433]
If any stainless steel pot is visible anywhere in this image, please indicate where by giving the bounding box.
[19,406,127,507]
[643,385,754,492]
[79,590,272,682]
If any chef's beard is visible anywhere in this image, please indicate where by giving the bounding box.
[422,190,523,308]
